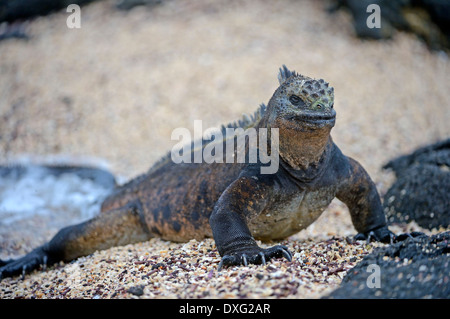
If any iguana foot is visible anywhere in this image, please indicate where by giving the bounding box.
[0,247,49,280]
[354,226,395,244]
[354,226,425,244]
[392,231,425,242]
[217,245,292,271]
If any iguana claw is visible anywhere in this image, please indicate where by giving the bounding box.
[242,254,248,266]
[259,252,266,265]
[281,248,292,262]
[218,256,233,271]
[354,226,395,243]
[0,247,50,280]
[21,265,27,280]
[217,245,292,271]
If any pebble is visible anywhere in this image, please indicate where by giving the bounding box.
[0,237,379,299]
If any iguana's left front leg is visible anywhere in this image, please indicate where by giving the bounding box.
[336,157,395,243]
[209,176,292,270]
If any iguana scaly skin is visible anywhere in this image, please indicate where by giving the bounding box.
[0,65,394,278]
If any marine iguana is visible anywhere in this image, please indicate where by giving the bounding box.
[0,65,396,279]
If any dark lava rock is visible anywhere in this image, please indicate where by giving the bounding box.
[0,0,163,23]
[0,0,163,41]
[329,0,450,51]
[326,231,449,299]
[382,138,450,230]
[0,0,96,23]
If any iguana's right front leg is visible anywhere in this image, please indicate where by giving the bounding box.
[209,176,292,270]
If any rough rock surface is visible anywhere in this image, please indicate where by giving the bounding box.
[383,139,450,230]
[332,0,450,50]
[327,231,449,298]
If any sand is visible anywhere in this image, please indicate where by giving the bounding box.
[0,0,449,299]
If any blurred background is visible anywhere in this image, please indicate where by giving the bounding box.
[0,0,448,179]
[0,0,449,256]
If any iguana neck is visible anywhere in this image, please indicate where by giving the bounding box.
[259,113,333,170]
[279,127,332,170]
[278,138,334,185]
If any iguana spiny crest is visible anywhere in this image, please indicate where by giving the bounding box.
[277,65,334,111]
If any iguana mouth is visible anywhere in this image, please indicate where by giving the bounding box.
[289,110,336,126]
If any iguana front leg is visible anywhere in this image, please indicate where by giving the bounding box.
[209,176,292,270]
[336,157,394,243]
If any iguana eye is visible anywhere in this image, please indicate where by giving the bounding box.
[330,103,334,109]
[289,95,302,106]
[317,104,322,109]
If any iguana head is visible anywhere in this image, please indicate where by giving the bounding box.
[263,65,336,169]
[269,65,335,130]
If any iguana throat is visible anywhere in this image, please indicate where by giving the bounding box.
[277,118,334,170]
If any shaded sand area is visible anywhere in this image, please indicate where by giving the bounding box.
[0,0,449,298]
